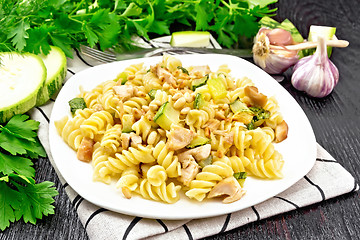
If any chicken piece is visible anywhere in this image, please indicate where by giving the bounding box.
[178,156,200,187]
[77,137,95,162]
[202,119,221,132]
[177,144,211,162]
[113,85,135,101]
[275,120,288,143]
[131,108,144,121]
[244,86,268,108]
[93,103,104,112]
[207,176,246,203]
[121,133,131,150]
[156,65,177,87]
[167,126,195,151]
[189,65,211,77]
[129,132,142,147]
[223,132,234,145]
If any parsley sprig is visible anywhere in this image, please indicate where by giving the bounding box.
[0,0,277,58]
[0,115,58,231]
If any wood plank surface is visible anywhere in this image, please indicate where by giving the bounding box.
[1,0,359,239]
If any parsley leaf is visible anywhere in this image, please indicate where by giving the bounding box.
[7,19,30,51]
[0,180,22,231]
[13,177,58,224]
[0,153,35,178]
[24,25,54,55]
[0,114,58,231]
[3,115,39,142]
[246,0,278,8]
[0,115,46,158]
[0,0,277,55]
[68,98,87,115]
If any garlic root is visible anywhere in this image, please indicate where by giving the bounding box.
[270,39,349,51]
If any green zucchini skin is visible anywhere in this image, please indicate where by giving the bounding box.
[36,46,67,106]
[0,52,46,123]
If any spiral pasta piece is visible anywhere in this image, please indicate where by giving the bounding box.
[142,71,162,92]
[194,85,212,101]
[123,96,150,114]
[243,129,284,179]
[78,88,99,109]
[98,87,121,114]
[185,161,234,201]
[231,122,251,154]
[245,148,284,179]
[55,108,95,150]
[116,166,140,191]
[264,96,284,129]
[132,116,161,145]
[80,110,114,139]
[136,178,181,203]
[217,156,250,173]
[147,165,167,186]
[185,106,215,129]
[100,124,122,153]
[161,54,182,73]
[123,63,145,78]
[247,128,278,161]
[152,141,180,178]
[92,143,114,184]
[106,145,155,173]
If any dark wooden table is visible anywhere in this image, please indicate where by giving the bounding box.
[1,0,359,239]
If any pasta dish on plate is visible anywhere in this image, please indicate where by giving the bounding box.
[54,55,288,204]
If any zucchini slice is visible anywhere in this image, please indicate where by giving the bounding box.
[122,114,135,133]
[191,75,208,91]
[170,31,210,47]
[230,98,255,124]
[115,71,128,85]
[186,135,210,149]
[229,98,248,113]
[154,102,180,130]
[207,77,227,100]
[0,52,46,123]
[148,89,158,100]
[193,93,206,109]
[36,46,67,106]
[198,155,213,168]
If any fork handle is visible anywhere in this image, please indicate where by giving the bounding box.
[114,47,253,61]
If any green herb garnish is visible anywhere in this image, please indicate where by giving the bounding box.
[246,107,270,130]
[233,172,247,180]
[68,98,87,115]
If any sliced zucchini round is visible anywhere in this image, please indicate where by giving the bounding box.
[36,46,67,106]
[170,31,210,47]
[0,52,46,123]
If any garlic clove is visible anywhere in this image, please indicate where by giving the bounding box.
[267,28,294,46]
[253,28,299,74]
[291,36,339,98]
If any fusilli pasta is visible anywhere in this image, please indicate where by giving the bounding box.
[55,55,288,204]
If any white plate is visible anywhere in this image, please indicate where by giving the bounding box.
[49,54,316,220]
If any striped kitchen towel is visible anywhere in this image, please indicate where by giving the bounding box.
[29,36,358,240]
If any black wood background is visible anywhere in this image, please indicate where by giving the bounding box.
[1,0,359,239]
